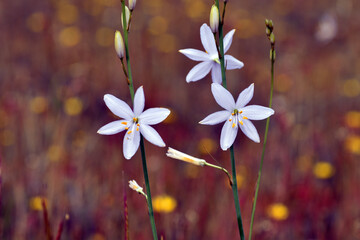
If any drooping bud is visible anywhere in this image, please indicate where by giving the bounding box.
[121,6,130,30]
[209,5,219,33]
[166,147,206,166]
[128,180,147,198]
[114,30,125,59]
[129,0,136,11]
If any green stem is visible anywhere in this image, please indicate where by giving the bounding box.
[230,146,245,240]
[205,162,232,186]
[140,136,158,240]
[215,0,227,88]
[121,0,134,101]
[248,44,275,240]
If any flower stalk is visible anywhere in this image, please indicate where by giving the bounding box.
[248,20,275,240]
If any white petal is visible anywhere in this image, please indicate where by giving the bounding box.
[133,86,145,116]
[224,29,235,53]
[236,83,254,108]
[97,120,129,135]
[211,83,235,111]
[179,49,210,61]
[140,124,165,147]
[104,94,133,119]
[241,105,274,120]
[225,55,244,70]
[200,23,217,56]
[139,108,170,125]
[186,61,212,82]
[123,124,140,159]
[199,110,230,125]
[239,119,260,143]
[220,116,238,150]
[211,63,222,84]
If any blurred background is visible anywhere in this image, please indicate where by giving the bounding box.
[1,0,360,239]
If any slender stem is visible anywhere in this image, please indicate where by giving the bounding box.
[205,162,233,186]
[230,146,245,239]
[140,136,158,240]
[248,39,275,240]
[121,0,134,101]
[215,0,227,88]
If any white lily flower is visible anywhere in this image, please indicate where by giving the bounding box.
[179,23,244,84]
[97,86,170,159]
[200,83,274,150]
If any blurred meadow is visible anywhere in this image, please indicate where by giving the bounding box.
[1,0,360,239]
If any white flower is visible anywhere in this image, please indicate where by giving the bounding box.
[200,83,274,150]
[97,86,170,159]
[166,147,206,166]
[179,23,244,84]
[129,180,143,193]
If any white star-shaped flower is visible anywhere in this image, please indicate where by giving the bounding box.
[200,83,274,150]
[179,23,244,84]
[97,86,170,159]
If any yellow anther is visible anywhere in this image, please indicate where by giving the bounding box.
[133,117,137,121]
[243,116,248,120]
[127,130,132,134]
[239,111,243,114]
[229,119,232,122]
[137,123,140,126]
[239,121,243,125]
[232,123,236,128]
[136,127,139,131]
[125,127,129,130]
[231,113,235,116]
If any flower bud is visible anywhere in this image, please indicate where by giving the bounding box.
[114,30,125,59]
[269,32,275,44]
[129,180,143,193]
[121,6,130,30]
[166,147,206,166]
[129,0,136,11]
[209,5,219,33]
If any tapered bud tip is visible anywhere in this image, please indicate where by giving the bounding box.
[129,0,136,11]
[121,6,131,29]
[114,30,125,59]
[209,5,219,33]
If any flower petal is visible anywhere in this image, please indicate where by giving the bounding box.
[224,29,235,53]
[225,55,244,70]
[200,23,217,56]
[211,63,222,84]
[211,83,236,111]
[220,116,238,150]
[133,86,145,116]
[236,83,254,108]
[241,105,274,120]
[199,110,230,125]
[239,119,260,143]
[123,124,140,159]
[179,49,210,61]
[104,94,134,119]
[186,61,212,82]
[140,124,166,147]
[97,120,129,135]
[139,108,170,125]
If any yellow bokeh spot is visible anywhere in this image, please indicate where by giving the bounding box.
[155,34,177,53]
[95,27,113,47]
[95,0,117,7]
[275,74,293,93]
[163,109,175,124]
[236,174,245,189]
[30,96,48,114]
[267,203,289,221]
[198,138,216,154]
[153,195,177,213]
[345,111,360,128]
[29,197,48,211]
[64,97,83,116]
[90,233,106,240]
[345,135,360,155]
[313,162,335,179]
[185,165,200,178]
[83,0,104,16]
[296,154,313,172]
[235,19,257,39]
[148,16,168,35]
[1,129,15,146]
[27,12,46,33]
[342,79,360,97]
[47,145,64,162]
[59,27,81,47]
[185,0,206,19]
[57,3,78,24]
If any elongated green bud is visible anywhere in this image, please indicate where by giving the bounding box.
[114,30,125,59]
[209,5,219,33]
[121,6,130,30]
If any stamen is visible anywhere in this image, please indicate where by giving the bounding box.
[229,119,232,122]
[133,117,137,121]
[232,123,236,128]
[231,113,235,116]
[136,123,140,126]
[239,111,243,114]
[243,116,248,120]
[136,127,139,131]
[127,130,132,134]
[239,120,243,125]
[125,127,129,130]
[121,122,127,125]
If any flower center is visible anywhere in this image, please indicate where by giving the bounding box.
[229,110,248,128]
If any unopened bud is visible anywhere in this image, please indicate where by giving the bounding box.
[129,0,136,11]
[121,6,130,30]
[269,32,275,44]
[166,147,206,166]
[114,30,125,59]
[270,49,276,60]
[209,5,219,33]
[265,28,271,36]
